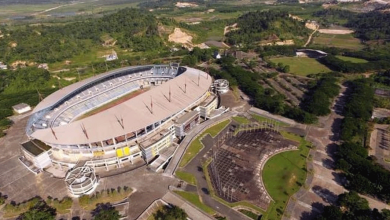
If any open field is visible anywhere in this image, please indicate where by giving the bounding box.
[262,133,310,220]
[179,119,230,168]
[270,57,331,76]
[312,33,365,50]
[335,55,369,63]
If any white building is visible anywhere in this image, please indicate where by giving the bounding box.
[0,62,7,70]
[13,103,32,114]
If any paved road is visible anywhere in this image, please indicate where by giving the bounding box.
[181,120,252,220]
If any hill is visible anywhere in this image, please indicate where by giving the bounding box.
[0,8,163,63]
[225,10,310,46]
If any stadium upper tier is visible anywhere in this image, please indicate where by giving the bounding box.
[27,65,212,147]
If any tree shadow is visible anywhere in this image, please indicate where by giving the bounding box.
[300,202,324,220]
[321,158,335,169]
[331,171,347,186]
[312,185,338,204]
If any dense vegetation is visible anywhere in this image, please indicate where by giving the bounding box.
[316,191,390,220]
[301,75,340,116]
[225,10,309,46]
[347,11,390,40]
[0,8,163,63]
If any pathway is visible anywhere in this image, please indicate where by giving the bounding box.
[304,27,319,48]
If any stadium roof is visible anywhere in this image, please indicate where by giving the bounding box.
[30,67,212,145]
[33,65,152,113]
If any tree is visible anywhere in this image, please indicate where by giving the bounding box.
[154,205,188,220]
[92,203,120,220]
[316,205,342,220]
[19,201,56,220]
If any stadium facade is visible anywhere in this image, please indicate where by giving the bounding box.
[22,64,217,173]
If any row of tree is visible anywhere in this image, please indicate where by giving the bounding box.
[318,55,390,73]
[340,79,374,142]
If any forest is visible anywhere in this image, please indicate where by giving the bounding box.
[0,8,163,63]
[225,10,310,46]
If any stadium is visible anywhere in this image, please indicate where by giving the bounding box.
[22,64,217,174]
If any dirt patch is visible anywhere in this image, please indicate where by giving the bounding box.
[318,29,354,34]
[175,2,198,8]
[288,173,297,187]
[289,14,303,21]
[168,28,193,45]
[224,23,238,35]
[305,22,319,31]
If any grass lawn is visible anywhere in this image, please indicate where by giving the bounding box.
[175,170,197,186]
[251,114,288,127]
[270,57,331,76]
[174,191,215,215]
[179,119,230,168]
[232,116,251,124]
[262,133,310,220]
[335,55,368,63]
[312,33,365,50]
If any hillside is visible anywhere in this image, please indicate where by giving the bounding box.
[0,8,163,63]
[225,10,310,46]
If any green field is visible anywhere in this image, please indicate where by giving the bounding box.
[312,33,365,50]
[174,191,215,215]
[175,170,197,186]
[262,133,310,220]
[179,119,230,168]
[270,57,331,76]
[335,55,368,63]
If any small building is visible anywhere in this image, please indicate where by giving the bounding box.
[213,79,229,94]
[213,51,221,59]
[174,111,200,138]
[0,62,7,70]
[139,126,175,164]
[199,93,218,119]
[106,52,118,61]
[12,103,31,114]
[21,139,52,170]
